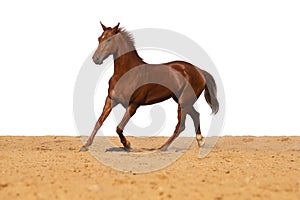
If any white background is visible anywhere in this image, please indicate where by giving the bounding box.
[0,0,299,136]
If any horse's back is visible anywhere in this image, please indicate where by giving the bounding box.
[164,60,206,97]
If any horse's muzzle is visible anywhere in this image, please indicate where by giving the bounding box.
[93,55,104,65]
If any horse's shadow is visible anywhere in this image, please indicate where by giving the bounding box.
[105,147,159,153]
[105,147,128,152]
[105,147,185,153]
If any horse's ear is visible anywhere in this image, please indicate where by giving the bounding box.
[100,21,107,31]
[113,22,120,33]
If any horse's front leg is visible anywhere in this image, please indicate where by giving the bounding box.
[80,96,116,152]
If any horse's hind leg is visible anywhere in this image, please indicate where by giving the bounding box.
[188,106,205,147]
[116,104,138,150]
[159,105,187,151]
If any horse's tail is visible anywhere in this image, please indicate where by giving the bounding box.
[202,70,219,115]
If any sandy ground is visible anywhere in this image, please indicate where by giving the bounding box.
[0,136,300,200]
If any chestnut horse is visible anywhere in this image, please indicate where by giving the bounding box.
[80,22,219,152]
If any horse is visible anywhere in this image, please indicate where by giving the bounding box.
[80,22,219,152]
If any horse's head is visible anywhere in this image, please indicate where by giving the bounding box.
[92,22,120,65]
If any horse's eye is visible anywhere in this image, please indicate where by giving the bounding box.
[106,38,112,42]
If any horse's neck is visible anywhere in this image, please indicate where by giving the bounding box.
[113,51,144,74]
[113,37,145,76]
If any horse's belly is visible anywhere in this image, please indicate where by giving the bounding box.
[132,84,174,105]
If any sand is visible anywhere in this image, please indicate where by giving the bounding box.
[0,136,299,199]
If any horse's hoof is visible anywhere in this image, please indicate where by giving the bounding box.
[123,140,131,151]
[159,146,168,151]
[199,140,205,147]
[123,147,131,152]
[79,146,89,152]
[197,138,205,147]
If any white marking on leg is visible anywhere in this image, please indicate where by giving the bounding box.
[196,134,205,147]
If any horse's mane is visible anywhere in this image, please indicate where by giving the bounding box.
[117,28,143,61]
[119,28,135,48]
